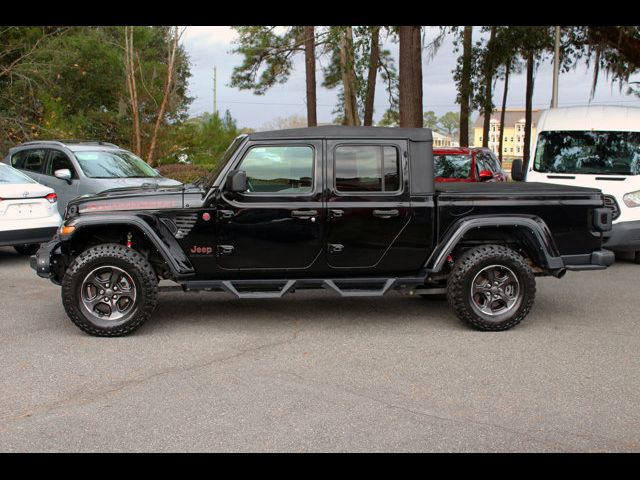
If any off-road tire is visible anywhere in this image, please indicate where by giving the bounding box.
[446,244,536,331]
[61,243,158,337]
[634,251,640,264]
[14,243,40,255]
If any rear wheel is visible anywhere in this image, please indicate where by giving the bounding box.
[446,244,536,331]
[61,243,158,337]
[14,244,40,255]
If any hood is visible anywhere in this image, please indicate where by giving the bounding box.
[66,183,205,217]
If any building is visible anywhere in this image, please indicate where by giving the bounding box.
[473,109,541,159]
[432,130,459,147]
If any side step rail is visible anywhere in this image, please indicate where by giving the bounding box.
[322,278,395,297]
[220,280,296,299]
[177,277,426,299]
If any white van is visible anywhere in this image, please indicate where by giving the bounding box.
[514,105,640,263]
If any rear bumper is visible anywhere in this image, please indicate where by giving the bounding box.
[0,226,58,247]
[562,249,616,271]
[602,220,640,252]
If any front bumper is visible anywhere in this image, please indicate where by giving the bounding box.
[30,236,63,283]
[602,220,640,252]
[0,226,58,248]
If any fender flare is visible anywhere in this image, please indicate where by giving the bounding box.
[63,214,195,277]
[425,215,565,273]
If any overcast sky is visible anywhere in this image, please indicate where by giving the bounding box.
[182,26,640,130]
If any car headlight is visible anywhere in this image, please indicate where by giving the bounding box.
[623,190,640,208]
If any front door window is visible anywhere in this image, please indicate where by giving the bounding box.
[238,145,314,194]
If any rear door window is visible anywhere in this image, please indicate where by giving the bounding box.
[13,149,46,173]
[334,145,400,193]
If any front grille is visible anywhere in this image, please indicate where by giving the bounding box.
[603,195,620,220]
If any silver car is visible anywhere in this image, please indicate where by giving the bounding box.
[2,140,182,214]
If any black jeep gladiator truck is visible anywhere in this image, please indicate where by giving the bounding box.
[31,127,615,336]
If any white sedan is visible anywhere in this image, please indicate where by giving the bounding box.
[0,163,62,255]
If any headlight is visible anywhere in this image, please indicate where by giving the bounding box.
[623,190,640,208]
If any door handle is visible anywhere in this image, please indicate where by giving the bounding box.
[291,209,318,219]
[373,209,399,218]
[329,209,343,219]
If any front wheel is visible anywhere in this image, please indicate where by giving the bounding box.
[634,251,640,264]
[446,245,536,331]
[61,243,159,336]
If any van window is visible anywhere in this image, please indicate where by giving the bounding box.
[534,131,640,175]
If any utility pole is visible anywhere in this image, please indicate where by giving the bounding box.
[551,26,560,108]
[213,66,217,116]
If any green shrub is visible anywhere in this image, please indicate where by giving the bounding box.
[157,164,211,184]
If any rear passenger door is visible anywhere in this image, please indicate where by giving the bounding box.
[325,140,411,272]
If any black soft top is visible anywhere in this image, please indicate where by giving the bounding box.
[248,126,432,142]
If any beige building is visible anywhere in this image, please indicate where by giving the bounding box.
[474,109,541,159]
[432,131,459,147]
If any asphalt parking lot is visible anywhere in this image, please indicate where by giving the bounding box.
[0,246,638,452]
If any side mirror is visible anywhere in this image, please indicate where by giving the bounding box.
[478,169,494,181]
[511,159,524,181]
[54,168,73,184]
[225,169,248,193]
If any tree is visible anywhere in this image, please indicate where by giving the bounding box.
[261,114,307,131]
[340,26,360,126]
[363,26,381,126]
[566,26,640,97]
[479,26,497,148]
[423,110,438,129]
[377,108,399,127]
[398,26,422,128]
[124,26,141,155]
[439,111,460,136]
[146,27,186,167]
[322,26,398,126]
[303,26,317,127]
[0,27,192,159]
[230,26,328,127]
[458,26,473,147]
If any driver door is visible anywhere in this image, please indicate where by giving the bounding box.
[214,140,325,272]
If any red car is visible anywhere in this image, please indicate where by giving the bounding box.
[433,146,508,183]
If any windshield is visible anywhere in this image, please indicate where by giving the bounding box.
[434,154,472,179]
[74,150,160,178]
[203,135,248,188]
[0,163,36,184]
[534,130,640,175]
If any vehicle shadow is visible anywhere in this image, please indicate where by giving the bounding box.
[0,246,31,265]
[146,290,463,334]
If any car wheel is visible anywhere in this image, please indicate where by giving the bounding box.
[61,243,158,337]
[446,244,536,331]
[14,244,40,256]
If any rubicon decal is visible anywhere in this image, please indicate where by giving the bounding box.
[190,245,214,255]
